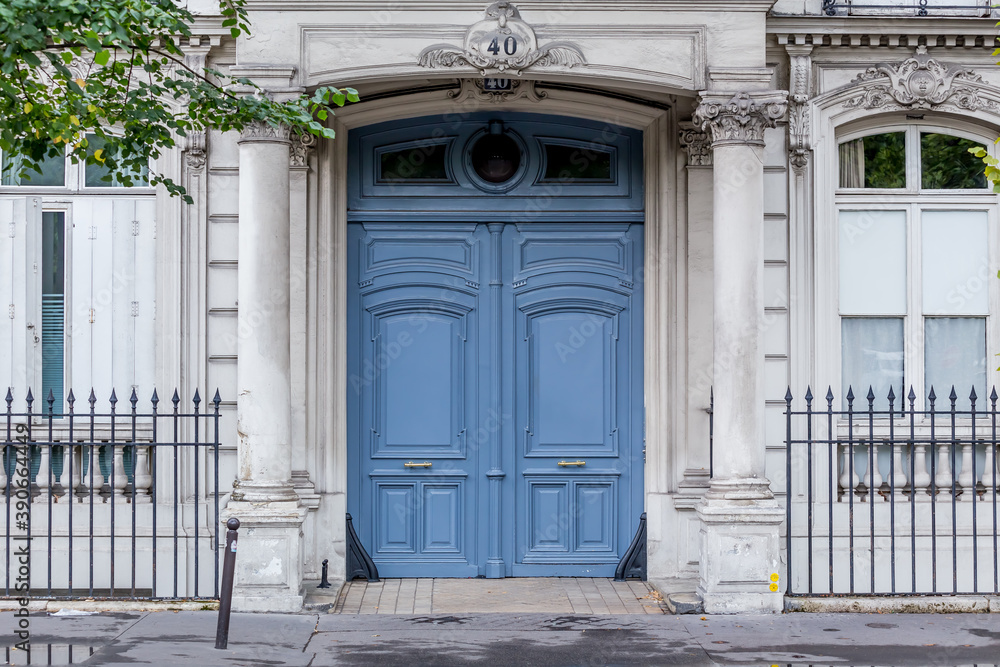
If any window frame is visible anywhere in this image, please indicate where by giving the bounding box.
[35,205,73,413]
[0,142,154,195]
[830,119,1000,413]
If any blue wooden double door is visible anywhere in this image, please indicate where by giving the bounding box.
[347,221,644,577]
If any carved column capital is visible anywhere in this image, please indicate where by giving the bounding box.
[693,91,788,148]
[238,120,292,145]
[289,131,317,168]
[678,121,712,166]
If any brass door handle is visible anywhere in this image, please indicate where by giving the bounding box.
[404,461,433,468]
[557,460,586,467]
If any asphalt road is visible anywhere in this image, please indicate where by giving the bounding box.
[2,610,1000,666]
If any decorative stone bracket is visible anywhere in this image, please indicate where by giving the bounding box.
[786,45,813,171]
[418,1,585,76]
[693,91,788,147]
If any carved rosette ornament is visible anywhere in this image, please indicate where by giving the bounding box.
[418,2,585,76]
[845,46,999,113]
[678,121,711,166]
[693,91,788,147]
[238,120,292,144]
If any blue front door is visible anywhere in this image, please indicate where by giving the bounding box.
[346,113,644,578]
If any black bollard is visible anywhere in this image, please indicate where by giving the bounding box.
[318,559,331,588]
[215,517,240,650]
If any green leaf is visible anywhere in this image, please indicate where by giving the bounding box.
[94,50,110,66]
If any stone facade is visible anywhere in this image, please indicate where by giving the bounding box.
[3,0,1000,613]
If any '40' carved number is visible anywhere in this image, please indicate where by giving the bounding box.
[487,36,518,56]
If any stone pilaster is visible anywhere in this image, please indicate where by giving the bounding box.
[693,88,787,614]
[222,119,307,612]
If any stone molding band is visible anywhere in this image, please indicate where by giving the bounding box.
[693,91,788,147]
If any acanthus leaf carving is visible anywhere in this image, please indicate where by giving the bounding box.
[418,2,585,76]
[694,91,788,147]
[845,46,998,113]
[678,121,711,166]
[785,45,814,171]
[238,120,291,144]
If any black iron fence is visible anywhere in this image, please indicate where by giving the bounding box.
[785,385,1000,596]
[2,387,223,601]
[821,0,994,16]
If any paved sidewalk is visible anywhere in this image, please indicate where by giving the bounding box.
[330,578,666,614]
[3,609,1000,666]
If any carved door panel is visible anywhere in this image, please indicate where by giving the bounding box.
[504,224,644,576]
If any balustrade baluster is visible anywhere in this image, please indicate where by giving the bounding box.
[912,443,931,500]
[133,445,152,503]
[838,442,859,497]
[112,444,128,502]
[54,444,71,501]
[0,444,7,492]
[891,442,907,497]
[934,443,952,496]
[863,440,882,498]
[69,444,83,500]
[34,445,51,502]
[958,441,974,499]
[80,445,101,501]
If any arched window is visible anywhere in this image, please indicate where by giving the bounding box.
[835,122,997,410]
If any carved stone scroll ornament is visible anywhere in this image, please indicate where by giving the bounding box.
[678,121,711,166]
[693,91,788,147]
[289,131,317,167]
[418,2,585,76]
[845,46,999,112]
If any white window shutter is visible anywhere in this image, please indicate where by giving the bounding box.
[69,198,94,400]
[133,198,156,397]
[0,196,39,395]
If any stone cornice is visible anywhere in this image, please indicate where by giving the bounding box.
[768,16,998,49]
[694,91,788,147]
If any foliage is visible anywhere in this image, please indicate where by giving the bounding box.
[861,132,905,188]
[0,0,358,201]
[920,134,987,189]
[968,146,1000,193]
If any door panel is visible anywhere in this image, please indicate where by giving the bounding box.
[371,307,469,456]
[527,481,570,552]
[349,223,484,578]
[524,307,621,455]
[376,483,417,553]
[348,221,642,578]
[508,224,643,576]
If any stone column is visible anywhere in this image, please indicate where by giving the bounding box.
[693,88,787,614]
[222,120,307,612]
